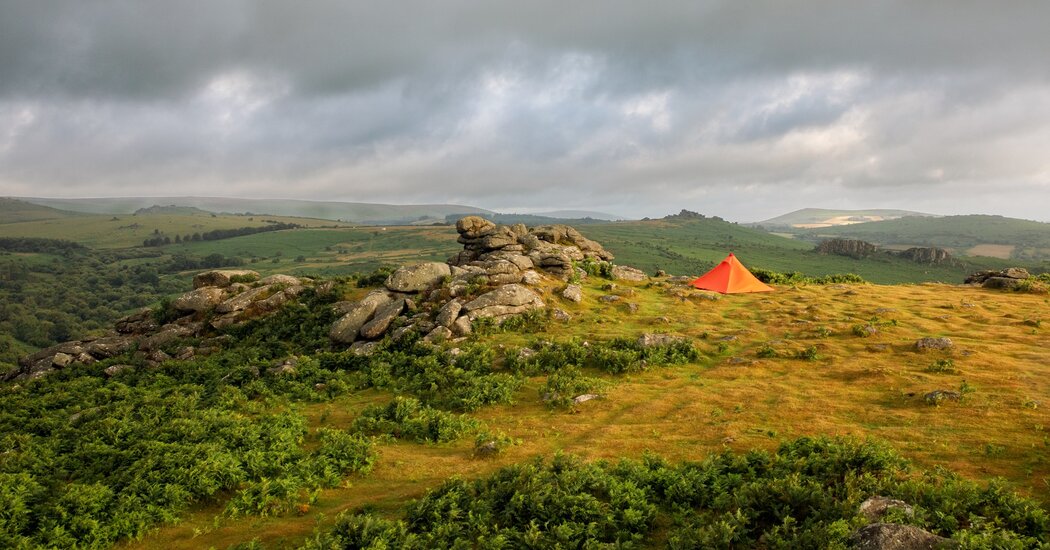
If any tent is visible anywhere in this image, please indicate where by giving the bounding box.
[689,253,774,294]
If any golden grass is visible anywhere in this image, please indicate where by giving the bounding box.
[125,280,1050,549]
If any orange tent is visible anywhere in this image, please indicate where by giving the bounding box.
[689,253,774,294]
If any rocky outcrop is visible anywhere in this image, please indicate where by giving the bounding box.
[8,269,317,381]
[384,262,451,293]
[323,217,636,347]
[192,269,259,289]
[816,238,878,259]
[899,247,953,265]
[964,267,1031,289]
[859,497,915,522]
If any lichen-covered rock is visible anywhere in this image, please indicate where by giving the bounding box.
[859,496,915,522]
[637,333,685,347]
[215,285,271,314]
[192,269,259,289]
[816,238,878,259]
[424,326,453,343]
[259,274,302,286]
[611,265,648,282]
[172,287,225,313]
[359,298,406,339]
[329,290,395,344]
[456,216,497,239]
[114,308,159,334]
[561,284,583,303]
[521,270,543,285]
[848,523,951,550]
[915,337,953,351]
[435,299,463,328]
[552,308,571,322]
[385,262,451,293]
[451,315,473,336]
[463,284,543,311]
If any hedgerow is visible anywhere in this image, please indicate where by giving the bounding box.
[303,437,1050,549]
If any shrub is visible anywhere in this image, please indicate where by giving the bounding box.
[352,397,480,443]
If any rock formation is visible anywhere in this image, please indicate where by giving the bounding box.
[7,270,314,381]
[898,247,954,265]
[815,238,878,259]
[964,267,1031,289]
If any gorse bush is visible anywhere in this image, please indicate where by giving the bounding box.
[752,269,866,285]
[303,437,1050,549]
[352,397,480,443]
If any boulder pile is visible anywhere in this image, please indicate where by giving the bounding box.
[964,267,1031,289]
[328,216,622,347]
[6,270,315,381]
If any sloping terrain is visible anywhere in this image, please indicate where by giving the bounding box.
[0,197,83,224]
[756,208,936,229]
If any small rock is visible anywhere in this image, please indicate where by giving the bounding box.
[561,284,583,303]
[924,390,962,404]
[848,523,951,550]
[104,364,133,377]
[655,269,668,277]
[435,299,463,328]
[551,308,571,322]
[637,333,684,347]
[598,294,621,303]
[451,315,473,337]
[521,270,543,285]
[610,265,648,282]
[424,326,453,343]
[859,496,915,522]
[573,394,600,404]
[915,337,953,351]
[349,341,380,356]
[359,298,406,339]
[51,352,74,368]
[626,302,640,313]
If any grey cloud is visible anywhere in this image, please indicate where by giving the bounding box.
[0,1,1048,221]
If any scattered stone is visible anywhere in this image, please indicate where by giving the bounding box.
[424,326,453,343]
[349,341,380,356]
[848,523,951,550]
[551,308,571,322]
[637,333,684,347]
[573,394,600,404]
[104,364,133,377]
[655,269,668,277]
[561,284,583,303]
[925,390,962,404]
[915,337,953,351]
[626,302,640,313]
[51,352,74,368]
[475,440,500,457]
[598,294,621,303]
[610,265,648,282]
[867,344,891,352]
[859,496,915,522]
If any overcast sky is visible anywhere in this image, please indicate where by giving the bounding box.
[1,1,1048,221]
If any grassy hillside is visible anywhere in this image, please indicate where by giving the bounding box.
[69,275,1050,549]
[0,197,83,224]
[755,208,935,228]
[19,196,493,225]
[800,214,1050,260]
[581,218,1027,284]
[0,212,345,249]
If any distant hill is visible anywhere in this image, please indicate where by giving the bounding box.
[532,210,626,221]
[0,197,83,224]
[133,205,214,216]
[755,208,936,229]
[799,214,1050,260]
[18,197,494,225]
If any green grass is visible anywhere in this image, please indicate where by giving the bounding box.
[580,218,1031,284]
[0,198,84,224]
[798,214,1050,260]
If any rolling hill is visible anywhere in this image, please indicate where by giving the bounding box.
[755,208,936,229]
[0,197,84,224]
[798,214,1050,260]
[17,196,495,225]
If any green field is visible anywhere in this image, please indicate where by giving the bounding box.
[0,197,84,224]
[581,218,1031,284]
[797,214,1050,260]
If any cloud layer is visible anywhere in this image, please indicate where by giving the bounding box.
[1,1,1048,220]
